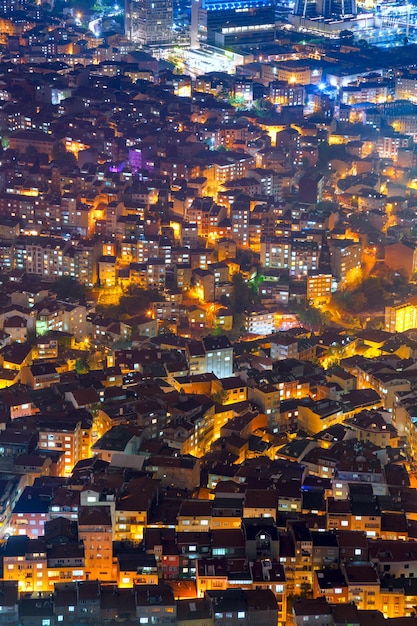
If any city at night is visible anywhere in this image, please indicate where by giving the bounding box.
[1,0,417,624]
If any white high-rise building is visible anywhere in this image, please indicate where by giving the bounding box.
[125,0,173,45]
[294,0,356,17]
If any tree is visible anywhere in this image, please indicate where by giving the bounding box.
[0,127,9,149]
[349,291,367,313]
[317,141,347,167]
[27,329,37,346]
[228,94,245,108]
[76,357,90,374]
[292,302,329,331]
[212,388,227,404]
[52,141,77,167]
[332,268,411,320]
[322,342,343,368]
[316,200,339,213]
[25,145,39,157]
[51,277,87,302]
[159,321,173,335]
[97,286,165,319]
[299,582,313,598]
[231,312,246,339]
[236,248,258,268]
[253,98,275,119]
[230,272,259,315]
[287,582,313,614]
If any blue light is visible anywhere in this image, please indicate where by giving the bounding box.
[205,0,272,9]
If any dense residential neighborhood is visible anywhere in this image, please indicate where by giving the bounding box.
[2,0,417,623]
